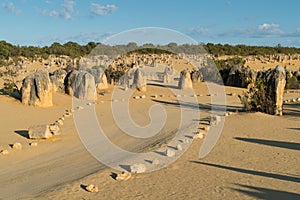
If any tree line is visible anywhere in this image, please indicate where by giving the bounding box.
[1,40,300,62]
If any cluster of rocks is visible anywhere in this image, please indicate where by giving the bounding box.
[20,67,108,107]
[244,54,300,63]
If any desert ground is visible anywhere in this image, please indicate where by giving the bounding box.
[0,58,299,200]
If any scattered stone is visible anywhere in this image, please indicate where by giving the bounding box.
[228,93,237,96]
[49,124,60,135]
[133,96,140,99]
[193,132,204,139]
[56,119,64,126]
[151,95,158,98]
[176,144,183,151]
[130,163,147,173]
[85,184,99,193]
[140,95,146,99]
[165,148,176,157]
[1,150,9,155]
[87,102,93,106]
[116,171,132,181]
[28,125,52,139]
[203,126,210,131]
[292,98,296,102]
[12,142,22,150]
[30,142,38,147]
[65,112,72,117]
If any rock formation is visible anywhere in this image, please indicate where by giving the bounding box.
[21,69,53,107]
[50,69,67,93]
[73,71,97,100]
[239,65,286,116]
[65,70,97,100]
[190,69,203,83]
[86,67,108,91]
[132,68,147,92]
[226,66,256,88]
[178,69,193,89]
[163,66,175,83]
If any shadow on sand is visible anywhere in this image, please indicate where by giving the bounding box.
[234,137,300,151]
[14,130,29,139]
[230,184,300,200]
[190,161,300,183]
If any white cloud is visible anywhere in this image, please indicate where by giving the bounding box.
[49,10,59,17]
[1,2,22,15]
[90,3,117,16]
[258,23,280,30]
[218,23,284,38]
[43,0,75,19]
[188,27,209,35]
[60,0,75,19]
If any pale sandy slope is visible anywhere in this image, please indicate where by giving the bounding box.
[0,82,299,199]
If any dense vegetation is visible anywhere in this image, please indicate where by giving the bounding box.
[1,40,300,63]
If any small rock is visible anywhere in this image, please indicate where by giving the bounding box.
[59,117,64,121]
[56,119,64,126]
[1,150,9,155]
[297,98,300,102]
[133,96,140,99]
[193,133,204,139]
[65,112,72,117]
[140,95,146,99]
[12,142,22,150]
[85,184,99,193]
[152,159,159,165]
[30,142,38,147]
[87,102,93,106]
[203,126,210,131]
[151,95,158,98]
[292,98,296,102]
[130,163,146,173]
[176,144,183,151]
[116,171,132,181]
[28,124,52,139]
[165,149,175,157]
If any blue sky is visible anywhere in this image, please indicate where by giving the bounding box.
[1,0,300,47]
